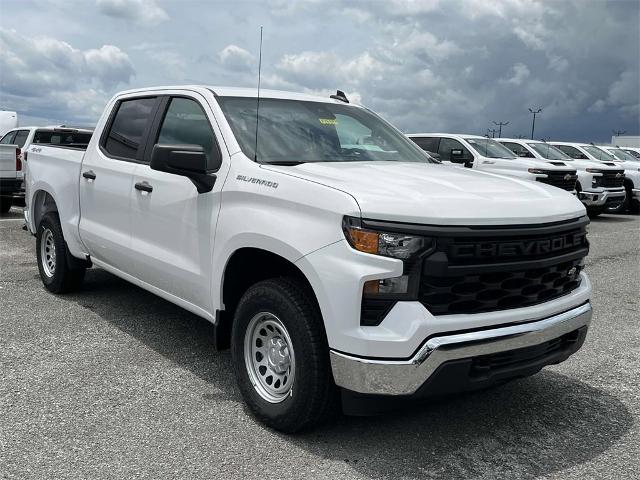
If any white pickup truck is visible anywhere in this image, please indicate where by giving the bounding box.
[25,86,593,432]
[496,139,627,216]
[593,145,640,214]
[0,127,93,212]
[407,133,579,194]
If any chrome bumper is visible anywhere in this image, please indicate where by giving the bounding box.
[330,302,592,396]
[579,189,625,206]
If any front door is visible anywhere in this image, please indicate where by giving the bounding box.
[130,94,228,312]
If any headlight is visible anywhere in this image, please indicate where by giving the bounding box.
[342,217,432,259]
[528,168,546,174]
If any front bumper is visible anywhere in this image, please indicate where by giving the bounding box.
[632,188,640,201]
[330,302,592,396]
[578,188,625,207]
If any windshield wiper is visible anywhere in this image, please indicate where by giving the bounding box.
[262,160,306,166]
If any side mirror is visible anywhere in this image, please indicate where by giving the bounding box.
[150,144,216,193]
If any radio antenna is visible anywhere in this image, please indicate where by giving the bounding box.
[254,26,263,162]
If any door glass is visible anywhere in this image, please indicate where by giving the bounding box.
[438,138,472,161]
[157,97,216,162]
[411,137,440,154]
[555,145,587,159]
[104,97,157,160]
[501,141,533,158]
[0,131,16,144]
[12,130,29,148]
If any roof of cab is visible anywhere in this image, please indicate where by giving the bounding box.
[115,85,350,104]
[406,133,484,138]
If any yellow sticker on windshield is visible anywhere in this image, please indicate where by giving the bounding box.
[319,118,337,125]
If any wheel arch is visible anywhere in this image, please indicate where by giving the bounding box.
[215,247,321,350]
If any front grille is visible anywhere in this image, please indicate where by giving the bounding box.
[536,170,577,191]
[416,217,589,316]
[469,327,585,379]
[420,259,583,314]
[596,170,624,188]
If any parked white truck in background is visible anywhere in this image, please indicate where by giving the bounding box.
[24,86,593,432]
[407,133,579,194]
[594,145,640,214]
[0,127,93,212]
[496,139,629,216]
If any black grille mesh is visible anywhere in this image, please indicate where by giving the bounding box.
[420,259,582,315]
[597,171,624,188]
[536,171,577,191]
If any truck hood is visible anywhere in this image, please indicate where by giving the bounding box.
[263,162,585,225]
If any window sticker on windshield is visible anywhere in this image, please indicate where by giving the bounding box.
[467,139,477,144]
[319,118,337,125]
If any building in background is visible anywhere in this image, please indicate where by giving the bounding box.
[612,135,640,147]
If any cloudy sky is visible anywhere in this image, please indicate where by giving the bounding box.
[0,0,638,142]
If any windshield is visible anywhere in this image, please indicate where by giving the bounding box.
[606,148,639,162]
[463,137,517,159]
[582,145,617,161]
[527,142,571,160]
[217,97,435,164]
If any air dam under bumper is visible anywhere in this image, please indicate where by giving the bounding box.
[330,302,592,396]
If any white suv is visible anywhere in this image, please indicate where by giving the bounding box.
[408,133,578,193]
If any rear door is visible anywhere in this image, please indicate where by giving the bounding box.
[129,93,228,311]
[79,96,161,274]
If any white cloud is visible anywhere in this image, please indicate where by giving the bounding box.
[503,63,531,86]
[96,0,169,26]
[219,45,255,72]
[0,28,134,122]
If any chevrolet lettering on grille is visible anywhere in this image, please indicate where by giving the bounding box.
[450,232,587,260]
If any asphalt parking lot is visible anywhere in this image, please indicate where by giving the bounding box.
[1,207,638,480]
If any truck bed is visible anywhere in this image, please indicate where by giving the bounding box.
[25,144,87,257]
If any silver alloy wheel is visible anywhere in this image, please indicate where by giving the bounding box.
[244,312,295,403]
[40,228,56,278]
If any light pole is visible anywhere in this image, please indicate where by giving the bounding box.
[487,128,497,138]
[493,121,509,138]
[528,107,542,139]
[612,129,626,137]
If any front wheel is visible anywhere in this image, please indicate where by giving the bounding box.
[231,277,338,432]
[36,212,86,293]
[0,197,12,213]
[587,206,603,218]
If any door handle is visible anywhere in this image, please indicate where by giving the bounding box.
[134,181,153,193]
[82,170,96,180]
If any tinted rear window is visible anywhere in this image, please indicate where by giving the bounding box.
[33,130,92,147]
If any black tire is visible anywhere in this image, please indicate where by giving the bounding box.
[0,197,12,213]
[587,206,603,218]
[630,198,640,215]
[231,277,338,432]
[36,212,86,293]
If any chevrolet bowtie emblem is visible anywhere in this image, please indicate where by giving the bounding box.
[567,266,577,276]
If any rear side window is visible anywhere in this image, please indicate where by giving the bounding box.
[0,131,16,144]
[157,97,216,161]
[104,97,157,160]
[411,137,440,154]
[13,130,29,148]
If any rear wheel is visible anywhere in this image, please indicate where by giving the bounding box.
[36,212,86,293]
[231,277,338,432]
[0,197,11,213]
